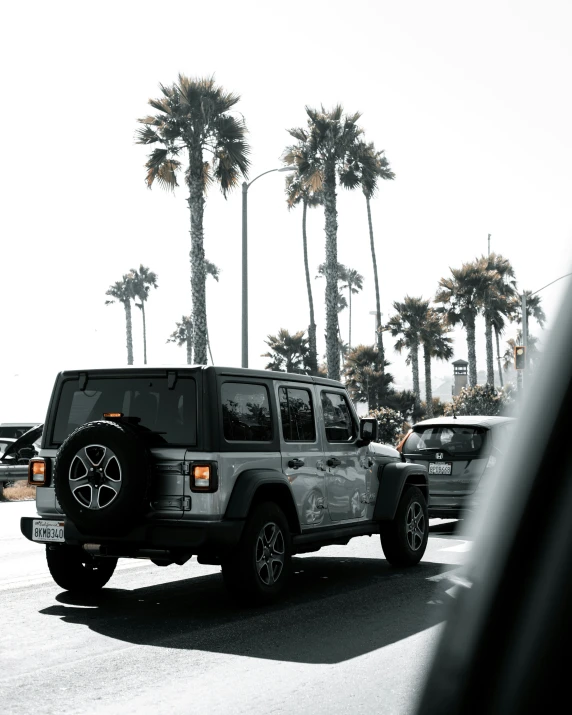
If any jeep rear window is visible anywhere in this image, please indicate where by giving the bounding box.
[404,425,487,457]
[52,377,197,446]
[221,383,272,442]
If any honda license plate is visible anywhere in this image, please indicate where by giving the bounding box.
[32,520,65,543]
[429,462,452,475]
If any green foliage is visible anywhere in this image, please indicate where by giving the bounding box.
[344,345,394,409]
[420,397,448,418]
[368,407,405,446]
[137,75,250,196]
[167,316,192,347]
[444,384,515,417]
[262,329,310,374]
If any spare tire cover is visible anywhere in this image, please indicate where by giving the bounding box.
[54,420,153,535]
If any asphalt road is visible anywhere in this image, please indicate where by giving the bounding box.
[0,502,471,715]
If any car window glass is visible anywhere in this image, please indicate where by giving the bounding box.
[405,426,486,456]
[279,387,316,442]
[221,383,272,442]
[52,377,197,446]
[321,391,355,442]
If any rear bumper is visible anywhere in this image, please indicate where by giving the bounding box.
[20,516,245,556]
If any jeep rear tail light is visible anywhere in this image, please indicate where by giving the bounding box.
[190,463,218,493]
[28,458,49,486]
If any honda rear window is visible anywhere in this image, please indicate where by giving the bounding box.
[404,425,487,457]
[51,377,197,446]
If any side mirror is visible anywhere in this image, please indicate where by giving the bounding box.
[359,418,378,444]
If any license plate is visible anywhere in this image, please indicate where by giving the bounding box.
[429,462,452,475]
[32,520,65,542]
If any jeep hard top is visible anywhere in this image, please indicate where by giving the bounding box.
[21,366,429,604]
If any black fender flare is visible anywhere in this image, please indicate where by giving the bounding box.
[225,469,301,532]
[373,462,428,521]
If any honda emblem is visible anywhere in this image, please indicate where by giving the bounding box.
[436,453,444,460]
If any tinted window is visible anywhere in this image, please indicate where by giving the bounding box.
[321,391,355,442]
[52,377,197,446]
[404,425,487,456]
[279,387,316,442]
[221,383,272,442]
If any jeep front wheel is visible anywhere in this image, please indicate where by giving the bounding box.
[221,501,292,605]
[46,545,118,593]
[380,486,428,567]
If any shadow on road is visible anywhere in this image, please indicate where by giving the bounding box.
[40,556,458,664]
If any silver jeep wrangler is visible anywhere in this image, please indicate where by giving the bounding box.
[21,366,429,605]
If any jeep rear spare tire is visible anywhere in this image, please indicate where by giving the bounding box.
[54,420,153,535]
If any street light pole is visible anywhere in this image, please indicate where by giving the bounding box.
[521,272,572,387]
[241,166,297,368]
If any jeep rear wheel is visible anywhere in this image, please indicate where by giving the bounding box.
[46,545,117,593]
[222,501,292,606]
[380,486,428,567]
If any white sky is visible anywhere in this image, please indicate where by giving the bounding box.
[1,0,571,422]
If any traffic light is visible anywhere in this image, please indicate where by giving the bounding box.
[515,346,526,370]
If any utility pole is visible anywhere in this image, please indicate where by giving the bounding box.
[521,291,528,390]
[488,233,491,255]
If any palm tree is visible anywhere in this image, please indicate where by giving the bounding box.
[284,105,365,381]
[262,329,310,374]
[167,316,193,364]
[340,267,364,350]
[285,174,323,375]
[136,75,250,364]
[129,264,158,365]
[345,140,395,366]
[344,344,393,409]
[435,261,488,387]
[105,275,135,365]
[386,296,430,412]
[419,309,454,418]
[477,254,517,386]
[204,259,220,365]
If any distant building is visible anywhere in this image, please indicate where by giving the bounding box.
[452,359,469,396]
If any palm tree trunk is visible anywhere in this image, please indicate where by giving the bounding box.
[207,328,214,365]
[186,337,193,364]
[187,145,207,365]
[423,343,433,418]
[302,199,318,375]
[466,315,478,387]
[411,339,421,411]
[141,303,147,365]
[348,286,352,350]
[323,162,340,381]
[124,300,134,365]
[485,314,494,386]
[365,193,384,368]
[495,328,504,387]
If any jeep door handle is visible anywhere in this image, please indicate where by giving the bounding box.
[288,458,305,469]
[327,457,342,468]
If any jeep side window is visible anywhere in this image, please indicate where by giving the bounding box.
[221,383,272,442]
[321,391,355,443]
[278,387,316,442]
